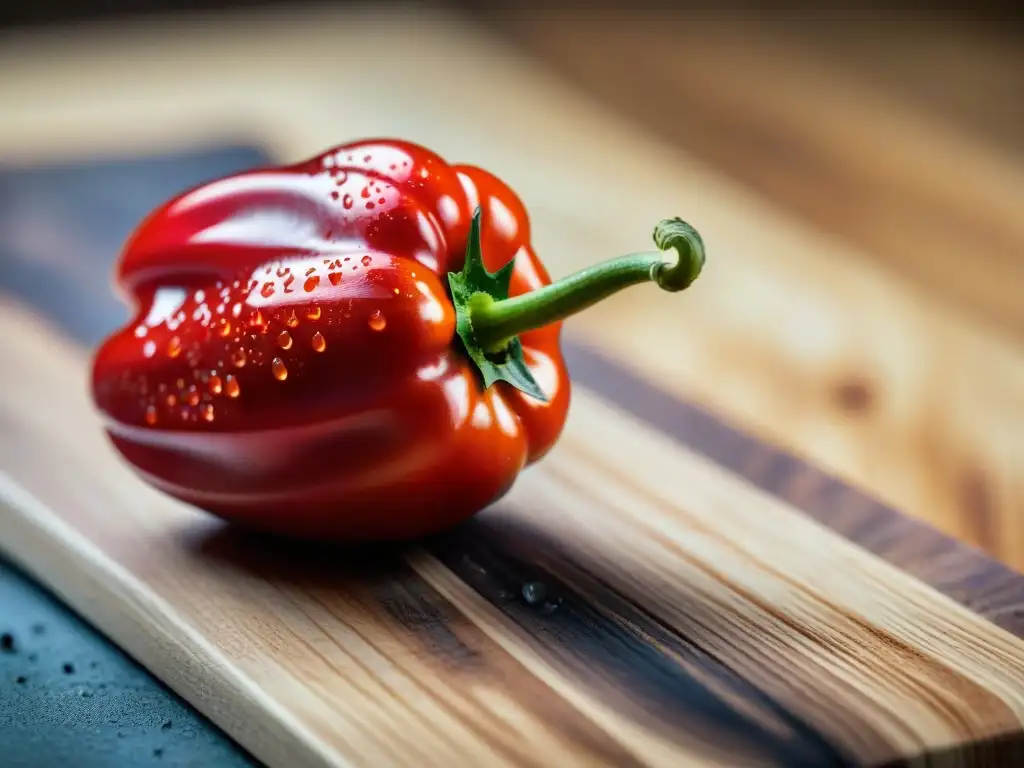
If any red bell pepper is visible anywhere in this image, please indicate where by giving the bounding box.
[90,139,704,540]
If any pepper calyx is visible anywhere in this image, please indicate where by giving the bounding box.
[448,207,548,402]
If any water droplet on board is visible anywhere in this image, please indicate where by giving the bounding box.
[167,337,182,358]
[276,266,290,278]
[361,255,372,267]
[277,330,293,350]
[283,275,295,293]
[231,348,247,368]
[209,375,223,395]
[261,282,275,298]
[368,310,386,331]
[343,194,353,209]
[328,272,342,286]
[330,191,339,200]
[145,406,157,426]
[366,202,376,210]
[224,375,240,398]
[271,357,288,381]
[201,404,215,422]
[311,332,326,352]
[304,276,320,292]
[307,306,321,321]
[521,582,546,605]
[360,186,370,199]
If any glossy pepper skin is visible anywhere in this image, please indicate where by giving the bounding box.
[91,139,571,540]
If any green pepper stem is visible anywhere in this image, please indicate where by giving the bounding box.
[469,217,705,353]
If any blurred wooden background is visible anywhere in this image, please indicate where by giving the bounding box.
[464,2,1024,570]
[1,0,1021,572]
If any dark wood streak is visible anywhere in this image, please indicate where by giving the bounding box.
[186,527,643,767]
[561,339,1024,639]
[425,521,857,768]
[875,730,1024,768]
[532,453,1010,764]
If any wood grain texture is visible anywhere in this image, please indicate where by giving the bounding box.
[1,6,1024,767]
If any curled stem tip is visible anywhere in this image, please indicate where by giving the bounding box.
[650,217,706,293]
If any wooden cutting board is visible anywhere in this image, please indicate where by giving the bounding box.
[1,7,1023,768]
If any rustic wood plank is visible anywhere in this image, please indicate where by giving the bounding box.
[562,342,1024,640]
[3,290,1024,767]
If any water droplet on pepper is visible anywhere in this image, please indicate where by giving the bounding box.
[368,310,386,331]
[209,375,223,395]
[277,330,293,350]
[311,332,326,352]
[231,348,247,367]
[286,310,299,328]
[271,357,288,381]
[167,337,182,358]
[224,375,240,398]
[307,306,321,321]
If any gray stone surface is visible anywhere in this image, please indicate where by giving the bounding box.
[0,557,257,767]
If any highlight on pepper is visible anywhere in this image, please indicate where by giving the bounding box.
[90,138,705,542]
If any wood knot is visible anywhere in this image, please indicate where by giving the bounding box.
[832,377,874,413]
